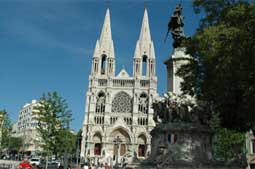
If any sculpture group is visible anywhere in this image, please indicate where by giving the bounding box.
[152,92,211,126]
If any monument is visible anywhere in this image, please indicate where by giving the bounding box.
[135,4,245,169]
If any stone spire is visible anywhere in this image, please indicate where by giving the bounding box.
[91,8,115,76]
[134,8,154,59]
[133,8,156,77]
[99,8,112,44]
[139,8,151,42]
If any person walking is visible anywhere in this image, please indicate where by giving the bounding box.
[104,163,110,169]
[31,164,37,169]
[18,157,32,169]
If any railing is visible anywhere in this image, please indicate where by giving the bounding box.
[140,80,150,88]
[113,79,134,88]
[98,79,107,86]
[96,78,153,88]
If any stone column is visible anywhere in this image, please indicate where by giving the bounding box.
[164,47,192,95]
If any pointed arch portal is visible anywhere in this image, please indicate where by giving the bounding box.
[110,127,131,160]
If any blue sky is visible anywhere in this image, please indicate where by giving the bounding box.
[0,0,202,131]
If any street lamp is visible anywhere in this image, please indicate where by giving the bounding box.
[113,136,122,168]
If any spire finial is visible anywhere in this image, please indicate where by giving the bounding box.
[139,8,151,41]
[99,8,112,43]
[144,1,147,9]
[107,0,110,9]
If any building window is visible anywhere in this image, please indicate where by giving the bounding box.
[93,133,102,156]
[124,117,132,125]
[112,92,132,113]
[138,93,148,114]
[142,55,147,76]
[137,135,146,157]
[138,118,148,125]
[138,145,146,157]
[94,143,102,156]
[95,92,106,113]
[94,116,104,124]
[101,54,107,75]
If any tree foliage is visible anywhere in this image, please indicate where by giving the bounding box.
[211,112,245,161]
[177,0,255,131]
[8,137,23,152]
[33,91,72,157]
[0,110,23,154]
[0,110,12,150]
[56,129,76,157]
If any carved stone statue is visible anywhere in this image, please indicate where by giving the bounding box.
[166,4,186,48]
[152,92,211,126]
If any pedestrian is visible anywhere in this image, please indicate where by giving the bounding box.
[58,165,64,169]
[31,164,37,169]
[104,163,110,169]
[67,164,72,169]
[18,157,32,169]
[83,162,89,169]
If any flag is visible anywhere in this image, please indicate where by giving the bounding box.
[167,132,177,144]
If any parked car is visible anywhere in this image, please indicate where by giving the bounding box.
[30,158,41,166]
[49,159,61,167]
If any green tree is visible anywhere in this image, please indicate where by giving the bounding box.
[56,129,76,157]
[177,0,255,132]
[8,137,23,153]
[0,110,12,153]
[33,92,72,162]
[211,112,245,161]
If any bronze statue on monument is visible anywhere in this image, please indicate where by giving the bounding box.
[165,4,186,48]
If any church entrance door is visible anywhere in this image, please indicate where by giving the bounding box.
[110,128,131,164]
[120,144,126,156]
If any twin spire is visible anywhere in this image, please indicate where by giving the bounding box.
[99,8,151,42]
[97,8,153,55]
[92,8,155,77]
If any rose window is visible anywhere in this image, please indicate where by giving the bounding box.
[112,92,132,113]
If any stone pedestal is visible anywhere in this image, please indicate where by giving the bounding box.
[136,122,244,169]
[150,122,213,163]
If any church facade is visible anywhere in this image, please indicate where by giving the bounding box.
[80,8,158,165]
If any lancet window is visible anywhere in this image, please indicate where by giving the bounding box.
[101,54,107,75]
[138,93,148,114]
[142,55,147,76]
[95,92,106,113]
[93,133,102,156]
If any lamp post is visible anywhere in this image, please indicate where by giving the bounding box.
[113,136,122,169]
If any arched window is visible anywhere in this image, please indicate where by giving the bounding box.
[138,135,147,157]
[142,55,147,76]
[138,93,148,114]
[101,54,107,75]
[96,92,106,113]
[93,133,102,156]
[112,92,132,113]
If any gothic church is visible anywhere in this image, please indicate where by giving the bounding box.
[80,8,158,165]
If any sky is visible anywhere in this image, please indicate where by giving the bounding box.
[0,0,203,131]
